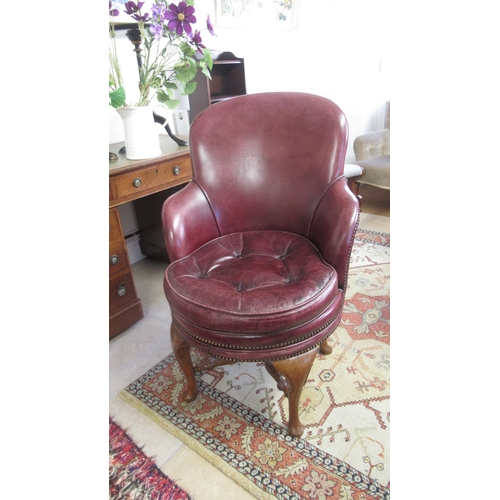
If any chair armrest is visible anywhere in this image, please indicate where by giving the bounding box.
[309,178,360,292]
[353,129,390,160]
[343,163,364,179]
[162,181,220,262]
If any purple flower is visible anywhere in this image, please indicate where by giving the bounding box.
[149,22,164,40]
[190,30,205,53]
[124,1,150,22]
[151,2,166,20]
[124,1,143,14]
[206,15,217,36]
[109,1,119,16]
[165,1,196,35]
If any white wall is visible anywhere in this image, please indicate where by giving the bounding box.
[110,0,390,162]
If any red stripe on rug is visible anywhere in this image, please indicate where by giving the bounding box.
[109,418,192,499]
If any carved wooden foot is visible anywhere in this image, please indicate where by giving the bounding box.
[319,338,332,355]
[170,323,198,402]
[266,348,318,438]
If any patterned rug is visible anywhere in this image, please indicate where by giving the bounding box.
[120,228,390,500]
[109,417,192,499]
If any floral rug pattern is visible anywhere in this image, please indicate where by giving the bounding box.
[121,228,390,500]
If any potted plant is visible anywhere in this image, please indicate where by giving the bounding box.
[109,0,216,158]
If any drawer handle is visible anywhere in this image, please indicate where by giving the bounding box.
[117,283,127,297]
[110,254,119,265]
[133,177,142,188]
[173,166,181,175]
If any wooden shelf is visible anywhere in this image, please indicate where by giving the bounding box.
[213,60,242,65]
[189,51,246,122]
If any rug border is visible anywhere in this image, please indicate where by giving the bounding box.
[354,229,390,246]
[119,389,276,500]
[356,229,389,236]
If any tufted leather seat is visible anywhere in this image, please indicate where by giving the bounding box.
[162,92,359,437]
[165,231,340,357]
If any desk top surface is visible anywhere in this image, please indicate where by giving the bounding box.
[109,135,190,177]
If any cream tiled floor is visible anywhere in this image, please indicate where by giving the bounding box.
[109,187,389,499]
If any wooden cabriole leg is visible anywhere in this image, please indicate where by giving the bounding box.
[319,338,332,355]
[265,348,318,438]
[171,323,198,402]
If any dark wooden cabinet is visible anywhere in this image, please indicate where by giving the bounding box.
[189,51,246,122]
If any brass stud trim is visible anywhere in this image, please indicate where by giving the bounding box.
[175,309,341,353]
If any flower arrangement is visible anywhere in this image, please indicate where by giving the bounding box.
[109,0,216,109]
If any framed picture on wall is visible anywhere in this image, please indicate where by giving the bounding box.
[215,0,299,29]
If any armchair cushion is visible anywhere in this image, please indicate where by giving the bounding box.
[164,230,340,354]
[353,155,390,189]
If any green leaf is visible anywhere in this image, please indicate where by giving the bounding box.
[109,87,126,108]
[181,81,197,95]
[180,41,195,58]
[201,66,211,79]
[164,81,178,90]
[157,91,180,109]
[175,60,197,83]
[202,48,213,70]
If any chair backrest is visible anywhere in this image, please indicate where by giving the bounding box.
[188,92,348,238]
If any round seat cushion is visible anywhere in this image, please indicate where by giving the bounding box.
[164,231,340,350]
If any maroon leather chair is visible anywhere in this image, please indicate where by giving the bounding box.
[162,92,359,437]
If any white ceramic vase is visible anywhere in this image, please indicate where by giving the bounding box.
[117,106,162,160]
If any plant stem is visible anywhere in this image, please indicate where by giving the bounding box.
[109,16,124,90]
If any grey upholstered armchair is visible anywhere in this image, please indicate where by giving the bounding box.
[352,103,390,190]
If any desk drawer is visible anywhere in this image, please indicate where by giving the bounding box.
[109,271,138,315]
[109,237,129,277]
[111,156,192,200]
[109,207,129,276]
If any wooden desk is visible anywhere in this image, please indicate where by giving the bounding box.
[109,136,192,339]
